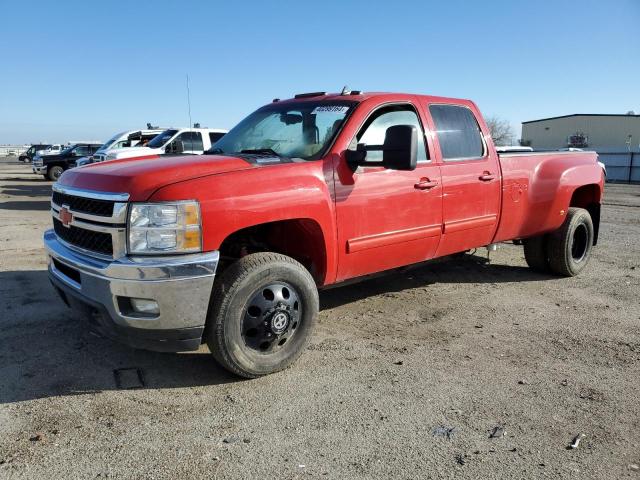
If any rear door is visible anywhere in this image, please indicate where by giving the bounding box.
[427,104,501,256]
[334,102,442,281]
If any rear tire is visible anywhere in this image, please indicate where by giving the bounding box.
[548,207,594,277]
[47,165,64,182]
[523,235,550,272]
[206,252,319,378]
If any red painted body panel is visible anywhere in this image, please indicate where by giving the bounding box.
[57,92,604,286]
[61,154,253,201]
[493,151,602,242]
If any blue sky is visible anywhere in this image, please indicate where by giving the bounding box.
[1,0,638,144]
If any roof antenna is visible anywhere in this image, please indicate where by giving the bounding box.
[340,85,350,95]
[186,74,193,152]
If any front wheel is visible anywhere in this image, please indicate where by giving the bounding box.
[47,165,64,181]
[206,252,319,378]
[548,207,594,277]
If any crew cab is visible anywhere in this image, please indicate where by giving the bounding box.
[76,129,166,167]
[97,127,227,162]
[44,91,604,378]
[33,143,102,180]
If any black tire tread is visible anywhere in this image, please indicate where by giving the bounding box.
[48,165,63,182]
[523,235,550,272]
[207,252,317,379]
[548,207,593,277]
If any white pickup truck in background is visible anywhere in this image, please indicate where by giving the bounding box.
[76,128,165,167]
[37,144,64,156]
[97,127,227,162]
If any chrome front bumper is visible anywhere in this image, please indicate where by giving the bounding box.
[33,164,46,174]
[44,229,219,351]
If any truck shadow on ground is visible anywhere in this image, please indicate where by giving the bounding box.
[320,253,554,310]
[0,257,553,404]
[0,182,53,211]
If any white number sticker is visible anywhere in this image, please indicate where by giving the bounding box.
[311,105,350,114]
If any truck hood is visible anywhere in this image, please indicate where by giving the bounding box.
[59,154,256,201]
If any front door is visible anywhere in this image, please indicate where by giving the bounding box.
[427,104,501,257]
[334,103,442,281]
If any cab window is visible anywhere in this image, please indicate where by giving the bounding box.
[356,105,428,164]
[73,145,91,156]
[175,131,203,151]
[429,104,485,161]
[209,132,226,144]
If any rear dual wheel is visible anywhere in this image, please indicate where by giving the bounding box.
[207,253,318,378]
[523,207,594,277]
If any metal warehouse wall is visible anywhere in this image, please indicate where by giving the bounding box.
[521,115,640,151]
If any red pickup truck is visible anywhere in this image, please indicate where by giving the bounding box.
[45,91,604,378]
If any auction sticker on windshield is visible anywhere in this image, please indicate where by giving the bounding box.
[311,106,350,114]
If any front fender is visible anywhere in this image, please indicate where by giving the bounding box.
[148,160,338,284]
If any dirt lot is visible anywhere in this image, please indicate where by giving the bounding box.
[0,156,639,479]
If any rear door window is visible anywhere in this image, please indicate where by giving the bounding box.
[429,105,485,161]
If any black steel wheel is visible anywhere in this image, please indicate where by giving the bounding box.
[242,282,302,353]
[207,252,318,378]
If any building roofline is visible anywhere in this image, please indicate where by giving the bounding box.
[522,113,640,124]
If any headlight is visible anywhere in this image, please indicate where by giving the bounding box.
[128,201,202,254]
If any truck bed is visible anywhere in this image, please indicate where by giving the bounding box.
[493,150,602,242]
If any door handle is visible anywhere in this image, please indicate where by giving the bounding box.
[479,171,495,181]
[414,178,439,190]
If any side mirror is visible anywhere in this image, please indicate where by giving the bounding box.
[381,125,418,171]
[346,124,418,171]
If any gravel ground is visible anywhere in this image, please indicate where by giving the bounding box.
[0,156,639,479]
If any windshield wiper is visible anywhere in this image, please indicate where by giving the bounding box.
[205,148,224,154]
[239,148,281,156]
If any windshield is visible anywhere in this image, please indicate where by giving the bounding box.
[60,145,76,156]
[147,129,178,149]
[211,101,356,160]
[101,132,127,151]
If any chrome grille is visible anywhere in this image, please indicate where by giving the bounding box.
[52,191,114,216]
[53,218,113,255]
[51,184,129,259]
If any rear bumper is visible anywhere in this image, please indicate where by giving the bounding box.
[44,229,219,352]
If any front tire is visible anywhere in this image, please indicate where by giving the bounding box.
[206,253,319,378]
[548,207,594,277]
[47,165,64,181]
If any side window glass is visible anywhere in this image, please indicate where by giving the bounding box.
[429,105,484,161]
[357,107,428,163]
[74,146,90,156]
[209,132,226,144]
[176,132,203,151]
